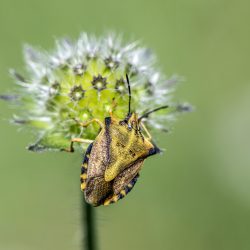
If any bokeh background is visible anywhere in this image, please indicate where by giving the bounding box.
[1,0,250,250]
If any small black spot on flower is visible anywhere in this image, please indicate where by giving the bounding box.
[91,74,108,91]
[115,78,126,94]
[104,57,119,70]
[69,85,85,101]
[73,64,86,76]
[49,82,61,96]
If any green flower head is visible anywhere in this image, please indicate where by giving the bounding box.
[4,33,191,152]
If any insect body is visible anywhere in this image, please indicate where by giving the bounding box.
[64,75,168,206]
[80,113,159,206]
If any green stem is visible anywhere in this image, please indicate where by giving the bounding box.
[83,198,97,250]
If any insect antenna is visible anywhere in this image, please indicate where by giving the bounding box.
[138,105,169,122]
[126,74,132,116]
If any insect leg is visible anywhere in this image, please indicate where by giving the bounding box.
[61,138,94,153]
[74,118,104,129]
[140,122,152,140]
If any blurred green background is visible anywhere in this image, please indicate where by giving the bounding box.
[1,0,250,250]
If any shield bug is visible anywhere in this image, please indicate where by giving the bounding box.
[63,75,168,206]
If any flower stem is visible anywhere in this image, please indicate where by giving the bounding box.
[83,198,97,250]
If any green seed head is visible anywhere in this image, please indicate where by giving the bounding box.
[6,33,191,152]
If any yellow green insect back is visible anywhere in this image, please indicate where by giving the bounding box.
[2,32,191,206]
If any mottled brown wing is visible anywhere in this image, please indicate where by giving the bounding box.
[102,159,144,205]
[85,176,113,206]
[113,158,144,194]
[86,128,109,178]
[84,123,111,206]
